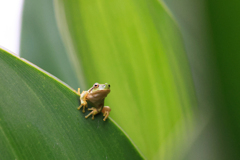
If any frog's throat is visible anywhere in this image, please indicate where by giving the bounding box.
[90,89,110,95]
[87,89,110,104]
[87,89,110,100]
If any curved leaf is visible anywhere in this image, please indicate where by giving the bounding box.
[53,0,197,159]
[20,0,82,90]
[0,48,143,159]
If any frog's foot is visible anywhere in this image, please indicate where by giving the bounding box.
[85,108,99,120]
[77,88,80,95]
[77,100,88,113]
[102,106,111,121]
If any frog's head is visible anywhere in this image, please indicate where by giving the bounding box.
[89,83,110,98]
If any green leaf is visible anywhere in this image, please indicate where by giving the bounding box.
[205,0,240,159]
[20,0,83,90]
[0,48,143,159]
[53,0,197,159]
[162,1,219,159]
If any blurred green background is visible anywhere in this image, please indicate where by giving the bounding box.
[16,0,240,159]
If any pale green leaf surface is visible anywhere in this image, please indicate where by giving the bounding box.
[54,0,197,159]
[0,48,143,160]
[20,0,82,90]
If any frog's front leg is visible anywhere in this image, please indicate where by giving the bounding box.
[77,89,88,113]
[85,107,102,120]
[102,106,111,121]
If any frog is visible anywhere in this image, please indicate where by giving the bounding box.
[77,83,111,121]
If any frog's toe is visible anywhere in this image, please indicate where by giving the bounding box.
[102,106,111,121]
[85,111,94,119]
[85,108,98,120]
[103,111,110,121]
[77,104,82,110]
[88,107,94,111]
[82,104,87,113]
[78,103,88,113]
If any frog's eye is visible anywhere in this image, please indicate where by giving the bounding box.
[93,83,99,88]
[108,84,110,88]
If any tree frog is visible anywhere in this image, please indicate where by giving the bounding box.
[77,83,111,121]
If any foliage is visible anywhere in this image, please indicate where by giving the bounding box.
[19,0,197,159]
[0,48,143,159]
